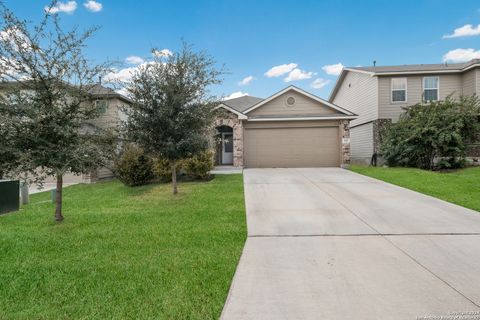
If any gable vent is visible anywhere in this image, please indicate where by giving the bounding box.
[285,96,296,107]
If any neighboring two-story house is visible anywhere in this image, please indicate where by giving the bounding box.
[82,83,131,181]
[0,82,131,183]
[329,59,480,164]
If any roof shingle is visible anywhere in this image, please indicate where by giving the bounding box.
[222,95,263,113]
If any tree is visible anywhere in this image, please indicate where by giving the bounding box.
[0,1,115,221]
[381,95,480,170]
[124,42,223,194]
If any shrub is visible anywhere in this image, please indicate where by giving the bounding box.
[381,95,480,170]
[152,157,181,182]
[182,150,214,180]
[114,144,154,186]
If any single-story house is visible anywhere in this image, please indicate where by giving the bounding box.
[214,85,357,168]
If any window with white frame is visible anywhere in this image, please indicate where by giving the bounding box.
[423,77,439,102]
[391,78,407,102]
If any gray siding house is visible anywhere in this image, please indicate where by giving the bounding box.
[329,59,480,163]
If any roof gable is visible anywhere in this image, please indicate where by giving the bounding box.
[244,86,356,116]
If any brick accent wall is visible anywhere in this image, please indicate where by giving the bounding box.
[214,112,244,167]
[340,120,351,168]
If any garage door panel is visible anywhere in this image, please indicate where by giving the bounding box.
[244,126,340,168]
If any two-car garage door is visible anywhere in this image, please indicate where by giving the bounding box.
[244,124,340,168]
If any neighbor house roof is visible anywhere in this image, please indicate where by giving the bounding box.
[0,81,131,104]
[347,59,480,75]
[329,59,480,101]
[84,83,131,103]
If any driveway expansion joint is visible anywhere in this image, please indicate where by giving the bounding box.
[248,232,480,238]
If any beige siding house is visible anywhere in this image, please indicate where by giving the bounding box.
[83,85,131,181]
[215,86,356,168]
[0,82,131,183]
[330,59,480,163]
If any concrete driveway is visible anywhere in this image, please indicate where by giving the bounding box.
[221,168,480,320]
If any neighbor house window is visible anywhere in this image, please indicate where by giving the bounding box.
[391,78,407,102]
[95,99,108,113]
[423,77,439,102]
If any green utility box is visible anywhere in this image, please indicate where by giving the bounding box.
[0,180,20,214]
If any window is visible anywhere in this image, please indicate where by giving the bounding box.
[95,100,108,113]
[423,77,439,102]
[391,78,407,102]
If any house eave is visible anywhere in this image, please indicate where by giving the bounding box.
[216,104,248,119]
[247,115,357,122]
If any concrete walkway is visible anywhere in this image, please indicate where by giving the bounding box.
[221,168,480,320]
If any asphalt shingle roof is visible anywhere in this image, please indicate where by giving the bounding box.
[348,59,480,74]
[222,95,263,113]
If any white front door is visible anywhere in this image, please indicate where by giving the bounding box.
[222,132,234,165]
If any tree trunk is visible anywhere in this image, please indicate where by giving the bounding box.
[171,161,178,195]
[55,173,64,222]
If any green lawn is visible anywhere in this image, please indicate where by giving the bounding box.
[0,175,246,319]
[349,165,480,212]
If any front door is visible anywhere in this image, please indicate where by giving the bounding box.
[222,132,234,165]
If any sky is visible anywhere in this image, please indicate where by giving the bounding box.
[4,0,480,99]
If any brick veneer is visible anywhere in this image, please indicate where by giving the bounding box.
[214,112,244,167]
[340,120,351,168]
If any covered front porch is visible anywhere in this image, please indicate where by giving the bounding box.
[213,115,244,167]
[214,125,234,166]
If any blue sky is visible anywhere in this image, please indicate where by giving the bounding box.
[5,0,480,99]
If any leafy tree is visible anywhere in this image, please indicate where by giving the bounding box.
[381,95,480,169]
[0,2,115,221]
[124,42,223,194]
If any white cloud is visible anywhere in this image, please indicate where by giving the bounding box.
[238,75,254,86]
[0,27,31,51]
[284,68,314,82]
[442,48,480,63]
[264,63,297,77]
[224,91,248,100]
[125,56,144,65]
[83,0,103,12]
[310,78,331,89]
[104,66,139,83]
[45,1,77,14]
[443,24,480,39]
[322,63,344,76]
[0,56,22,78]
[153,48,173,58]
[116,87,131,97]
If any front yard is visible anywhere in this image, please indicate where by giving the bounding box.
[350,165,480,212]
[0,175,246,319]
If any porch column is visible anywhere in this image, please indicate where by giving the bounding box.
[233,122,244,167]
[340,120,351,168]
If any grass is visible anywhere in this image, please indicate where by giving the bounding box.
[349,165,480,212]
[0,175,246,319]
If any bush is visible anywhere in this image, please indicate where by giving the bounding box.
[114,144,154,186]
[152,157,181,182]
[182,150,214,180]
[381,95,480,170]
